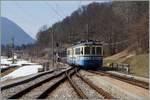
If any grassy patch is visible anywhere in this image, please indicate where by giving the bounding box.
[104,53,149,77]
[124,54,149,77]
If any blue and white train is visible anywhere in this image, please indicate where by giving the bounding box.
[67,40,103,69]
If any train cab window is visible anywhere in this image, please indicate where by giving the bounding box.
[72,49,74,55]
[96,47,101,55]
[92,47,95,55]
[67,50,70,55]
[75,48,80,55]
[85,47,90,55]
[70,50,72,55]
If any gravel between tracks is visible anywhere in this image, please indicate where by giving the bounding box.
[72,75,104,99]
[47,80,79,99]
[80,70,149,100]
[1,70,61,99]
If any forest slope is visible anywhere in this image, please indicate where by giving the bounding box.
[35,1,148,57]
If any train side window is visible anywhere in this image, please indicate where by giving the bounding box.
[85,47,90,55]
[96,47,101,55]
[75,48,80,55]
[81,47,83,55]
[92,47,95,55]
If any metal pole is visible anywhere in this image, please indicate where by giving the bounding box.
[12,38,15,64]
[51,29,54,67]
[87,24,89,41]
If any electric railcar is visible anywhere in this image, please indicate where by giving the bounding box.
[67,40,103,69]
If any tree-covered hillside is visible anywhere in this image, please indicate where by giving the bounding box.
[35,1,149,57]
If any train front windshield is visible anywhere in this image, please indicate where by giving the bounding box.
[85,47,90,55]
[84,46,102,55]
[96,47,102,55]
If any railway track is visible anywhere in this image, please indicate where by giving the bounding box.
[1,67,74,99]
[87,70,149,89]
[66,69,114,99]
[66,69,88,99]
[1,69,55,90]
[5,66,144,99]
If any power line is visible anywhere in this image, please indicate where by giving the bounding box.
[14,2,35,21]
[2,2,38,40]
[3,2,33,34]
[54,2,65,17]
[13,1,40,27]
[44,1,62,67]
[6,2,29,22]
[45,1,63,19]
[78,0,81,9]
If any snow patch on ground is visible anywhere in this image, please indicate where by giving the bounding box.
[1,56,37,70]
[1,65,9,69]
[1,65,43,81]
[1,58,36,66]
[1,58,12,65]
[1,56,43,81]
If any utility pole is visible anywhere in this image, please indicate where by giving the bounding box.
[51,29,54,67]
[87,24,89,41]
[12,37,15,64]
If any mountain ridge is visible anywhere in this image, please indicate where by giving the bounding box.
[1,17,35,46]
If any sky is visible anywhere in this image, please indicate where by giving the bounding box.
[1,0,110,39]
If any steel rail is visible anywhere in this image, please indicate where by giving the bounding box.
[37,74,66,99]
[8,68,73,99]
[66,69,88,99]
[37,67,75,99]
[87,70,149,89]
[1,70,55,90]
[76,72,114,99]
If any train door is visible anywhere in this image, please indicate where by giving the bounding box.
[67,49,70,64]
[91,46,96,60]
[75,47,80,65]
[72,48,74,64]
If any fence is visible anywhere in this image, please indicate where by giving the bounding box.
[38,62,50,72]
[110,63,130,74]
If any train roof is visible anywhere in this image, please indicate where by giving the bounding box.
[68,40,102,49]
